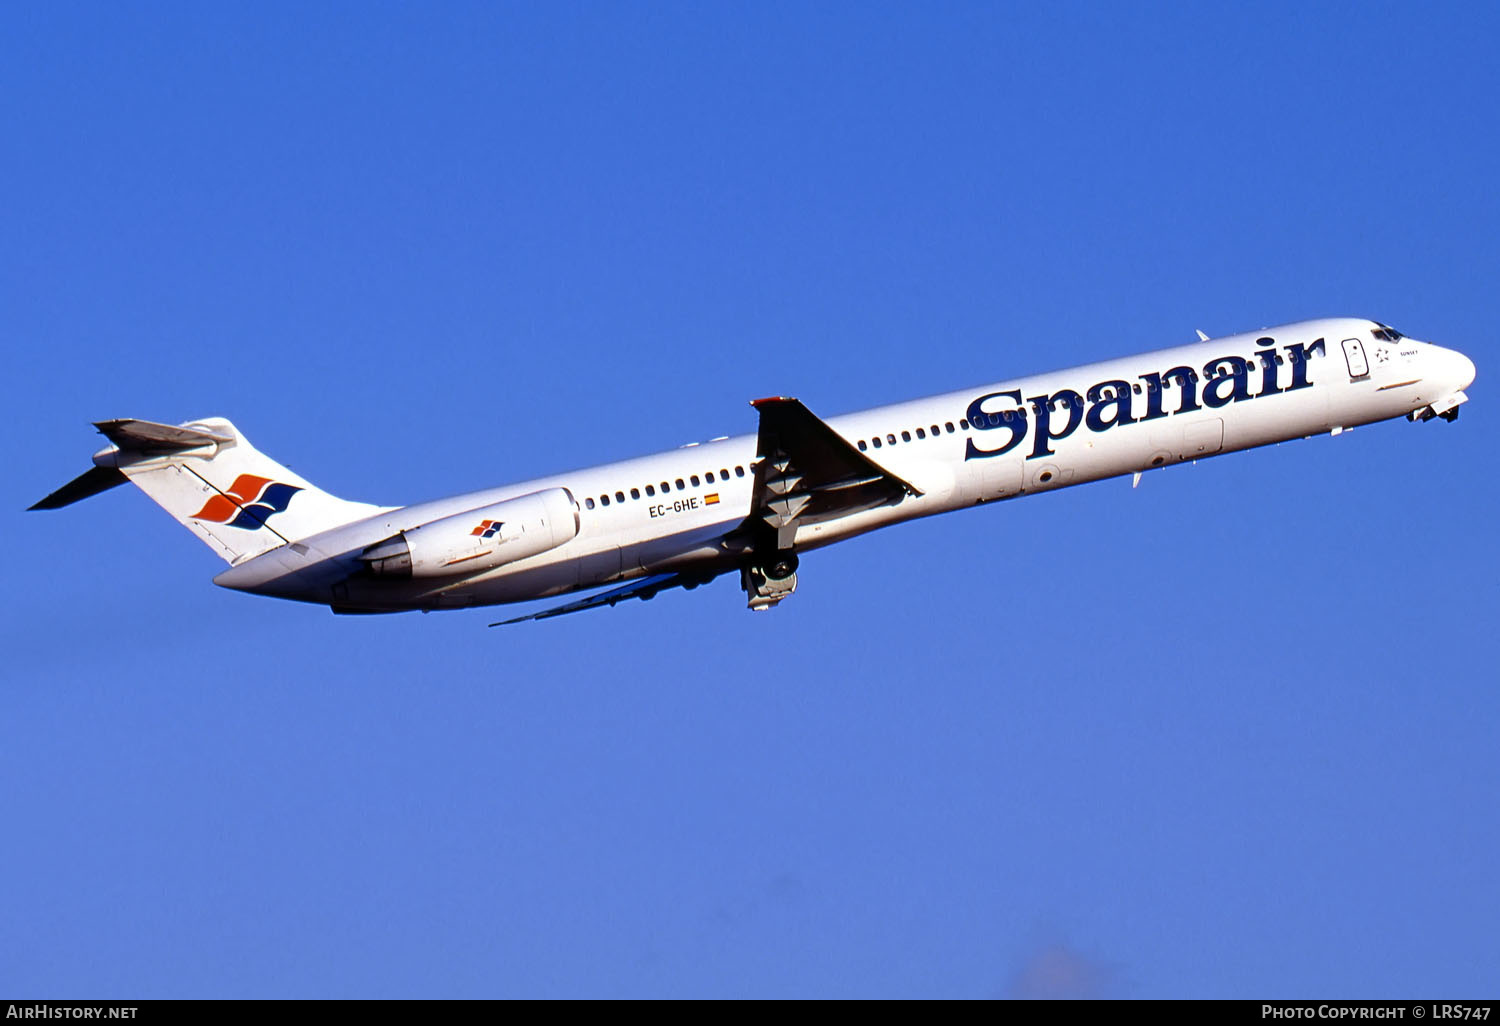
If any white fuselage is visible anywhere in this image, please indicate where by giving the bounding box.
[213,318,1476,612]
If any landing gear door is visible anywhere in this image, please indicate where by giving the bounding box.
[1341,338,1370,379]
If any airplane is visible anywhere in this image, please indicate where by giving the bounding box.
[31,317,1475,624]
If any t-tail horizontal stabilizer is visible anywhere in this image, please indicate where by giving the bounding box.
[28,465,129,510]
[94,419,233,454]
[28,419,233,510]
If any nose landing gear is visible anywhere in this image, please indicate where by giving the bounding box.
[1411,390,1468,423]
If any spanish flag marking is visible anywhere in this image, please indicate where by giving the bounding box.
[704,493,720,505]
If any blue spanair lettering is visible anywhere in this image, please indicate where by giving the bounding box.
[964,390,1027,459]
[1085,380,1135,432]
[1138,372,1168,421]
[1027,389,1084,460]
[1284,338,1325,391]
[1254,339,1282,396]
[1162,366,1202,414]
[961,339,1323,463]
[1201,356,1252,408]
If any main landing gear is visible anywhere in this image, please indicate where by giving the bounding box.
[742,551,798,611]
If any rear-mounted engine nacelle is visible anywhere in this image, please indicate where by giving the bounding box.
[360,487,580,579]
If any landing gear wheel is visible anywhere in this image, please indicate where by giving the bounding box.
[742,552,800,611]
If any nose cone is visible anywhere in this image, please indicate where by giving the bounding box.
[1442,347,1477,391]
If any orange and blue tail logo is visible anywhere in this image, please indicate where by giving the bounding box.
[192,474,303,530]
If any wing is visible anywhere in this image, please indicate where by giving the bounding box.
[489,571,721,626]
[745,397,921,549]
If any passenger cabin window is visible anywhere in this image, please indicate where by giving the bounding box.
[661,482,670,493]
[705,471,715,483]
[646,484,656,497]
[690,475,700,487]
[872,436,883,448]
[585,497,595,510]
[630,488,640,500]
[916,427,926,439]
[959,419,970,429]
[887,433,896,444]
[945,422,955,433]
[858,440,868,451]
[615,491,625,503]
[720,468,729,478]
[901,430,912,442]
[675,478,685,490]
[735,466,745,477]
[601,494,611,507]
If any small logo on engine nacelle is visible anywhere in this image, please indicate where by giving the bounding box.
[470,519,505,539]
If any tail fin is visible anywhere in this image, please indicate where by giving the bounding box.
[32,418,384,564]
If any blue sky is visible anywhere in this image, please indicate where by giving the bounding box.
[4,2,1496,998]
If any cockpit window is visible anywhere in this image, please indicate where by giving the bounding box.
[1372,323,1406,342]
